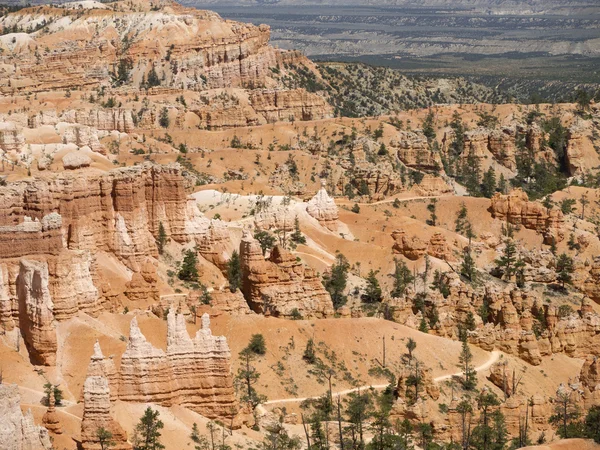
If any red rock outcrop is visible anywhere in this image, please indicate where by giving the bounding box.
[0,213,63,259]
[118,312,238,420]
[427,232,456,262]
[488,127,517,171]
[249,89,333,123]
[393,130,442,172]
[240,232,334,318]
[124,260,159,304]
[16,259,57,366]
[391,230,427,260]
[489,189,564,243]
[0,384,52,450]
[81,342,130,450]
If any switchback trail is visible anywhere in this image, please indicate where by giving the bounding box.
[260,350,501,408]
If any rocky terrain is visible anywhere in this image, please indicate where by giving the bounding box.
[2,0,600,450]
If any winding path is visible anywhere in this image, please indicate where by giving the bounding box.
[260,350,502,408]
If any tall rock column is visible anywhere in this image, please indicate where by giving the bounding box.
[81,342,130,450]
[16,260,57,365]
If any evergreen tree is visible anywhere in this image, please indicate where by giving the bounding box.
[584,406,600,444]
[406,337,417,360]
[427,198,438,226]
[227,250,242,293]
[455,202,469,233]
[43,382,63,406]
[254,230,276,256]
[303,338,317,364]
[159,107,169,128]
[97,427,114,450]
[178,249,199,282]
[495,239,517,280]
[147,66,160,88]
[497,173,507,194]
[190,423,209,450]
[290,216,306,244]
[422,110,436,142]
[156,222,167,255]
[246,334,266,355]
[556,253,574,289]
[461,247,477,282]
[470,392,506,450]
[133,407,164,450]
[580,192,589,220]
[458,336,477,390]
[363,270,382,303]
[391,258,414,298]
[323,253,349,309]
[236,348,266,408]
[482,167,497,198]
[550,391,581,439]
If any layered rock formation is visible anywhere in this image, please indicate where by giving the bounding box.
[306,184,339,232]
[0,121,25,154]
[81,342,130,450]
[489,189,565,243]
[393,130,442,172]
[124,260,159,304]
[240,231,334,318]
[0,0,324,99]
[17,260,57,366]
[0,162,220,271]
[386,272,600,365]
[249,89,333,123]
[391,230,427,260]
[118,312,238,420]
[0,384,52,450]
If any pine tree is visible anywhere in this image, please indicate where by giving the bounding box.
[461,247,477,282]
[227,250,242,293]
[290,216,306,244]
[482,167,497,198]
[406,337,417,360]
[427,198,438,226]
[455,202,469,233]
[133,407,164,450]
[303,338,316,364]
[458,336,477,390]
[156,222,167,255]
[498,173,507,194]
[97,427,114,450]
[323,253,349,309]
[158,107,169,128]
[178,249,199,282]
[556,253,574,289]
[254,230,276,256]
[422,110,436,142]
[147,66,160,88]
[247,334,266,355]
[495,239,517,280]
[43,382,63,406]
[236,348,266,408]
[580,192,589,220]
[363,270,382,303]
[190,423,209,450]
[391,258,414,297]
